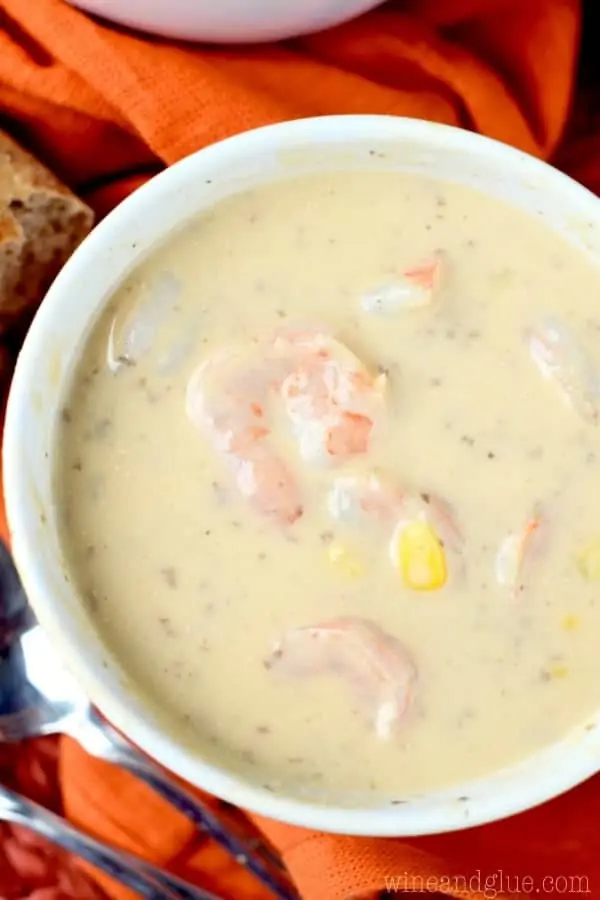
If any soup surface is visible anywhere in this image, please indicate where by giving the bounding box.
[56,170,600,802]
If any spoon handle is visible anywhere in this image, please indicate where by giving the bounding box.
[74,712,298,900]
[0,784,221,900]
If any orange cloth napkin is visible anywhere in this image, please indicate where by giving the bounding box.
[0,738,107,900]
[2,1,600,899]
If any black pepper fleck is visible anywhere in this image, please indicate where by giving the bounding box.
[158,617,176,637]
[160,566,178,589]
[93,418,113,440]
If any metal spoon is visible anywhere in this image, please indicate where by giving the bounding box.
[0,783,222,900]
[0,541,296,900]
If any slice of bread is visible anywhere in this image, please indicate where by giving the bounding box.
[0,131,94,335]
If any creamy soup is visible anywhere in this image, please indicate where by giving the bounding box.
[55,170,600,803]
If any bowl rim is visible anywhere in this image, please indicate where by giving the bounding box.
[5,114,600,837]
[67,0,385,43]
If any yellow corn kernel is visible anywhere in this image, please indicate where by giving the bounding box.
[327,542,364,579]
[547,664,569,680]
[395,520,447,591]
[577,539,600,581]
[561,614,579,632]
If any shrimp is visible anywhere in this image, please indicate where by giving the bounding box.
[360,252,442,316]
[495,516,542,597]
[527,316,600,425]
[267,616,416,739]
[107,272,182,373]
[187,326,387,520]
[186,344,303,526]
[271,328,386,465]
[326,472,463,590]
[326,471,403,524]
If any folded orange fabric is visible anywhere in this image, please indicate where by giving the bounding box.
[0,737,106,900]
[2,1,600,899]
[0,0,583,214]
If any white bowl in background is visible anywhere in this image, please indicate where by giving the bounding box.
[5,115,600,836]
[67,0,384,43]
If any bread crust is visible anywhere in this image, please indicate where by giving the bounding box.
[0,131,94,333]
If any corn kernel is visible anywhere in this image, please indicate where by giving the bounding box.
[561,614,579,631]
[395,520,447,591]
[327,542,364,579]
[577,539,600,581]
[547,664,569,679]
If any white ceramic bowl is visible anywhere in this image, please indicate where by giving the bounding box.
[67,0,384,43]
[5,116,600,836]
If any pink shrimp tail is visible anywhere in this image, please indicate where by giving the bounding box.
[403,252,441,290]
